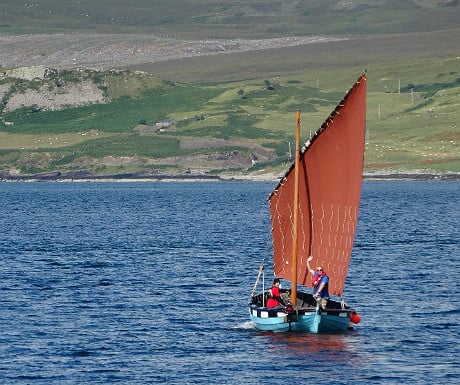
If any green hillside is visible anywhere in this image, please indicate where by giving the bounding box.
[1,1,459,178]
[1,58,459,178]
[1,0,459,37]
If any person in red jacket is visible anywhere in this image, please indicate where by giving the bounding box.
[267,278,283,308]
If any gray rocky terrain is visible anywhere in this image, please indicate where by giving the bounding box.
[1,34,344,70]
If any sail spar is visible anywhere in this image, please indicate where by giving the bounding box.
[269,73,367,297]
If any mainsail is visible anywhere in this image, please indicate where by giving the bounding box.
[269,73,367,297]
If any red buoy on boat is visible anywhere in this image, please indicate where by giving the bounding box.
[350,312,361,324]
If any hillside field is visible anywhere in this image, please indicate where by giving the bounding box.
[1,1,459,178]
[1,55,459,179]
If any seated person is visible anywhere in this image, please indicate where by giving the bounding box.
[267,278,284,307]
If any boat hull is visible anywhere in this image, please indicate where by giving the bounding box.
[249,291,357,333]
[249,305,353,333]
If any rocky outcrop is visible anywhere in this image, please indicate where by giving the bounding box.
[1,65,48,81]
[3,81,105,112]
[1,66,107,112]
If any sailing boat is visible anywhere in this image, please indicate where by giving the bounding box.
[249,73,366,333]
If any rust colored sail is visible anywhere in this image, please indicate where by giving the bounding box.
[269,73,367,297]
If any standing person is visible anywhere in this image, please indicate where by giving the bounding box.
[267,278,283,308]
[307,256,329,309]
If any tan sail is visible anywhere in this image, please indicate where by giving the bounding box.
[269,73,367,297]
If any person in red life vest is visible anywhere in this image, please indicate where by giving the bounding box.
[266,278,284,308]
[307,255,330,309]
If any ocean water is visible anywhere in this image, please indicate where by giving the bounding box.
[0,181,458,384]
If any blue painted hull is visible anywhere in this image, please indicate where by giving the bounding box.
[249,304,353,333]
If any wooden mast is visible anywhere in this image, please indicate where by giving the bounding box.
[290,110,301,305]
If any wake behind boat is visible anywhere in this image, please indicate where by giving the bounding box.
[249,73,367,333]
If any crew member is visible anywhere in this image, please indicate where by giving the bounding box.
[307,255,330,309]
[267,278,283,308]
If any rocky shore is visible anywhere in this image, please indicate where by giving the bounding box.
[2,170,460,183]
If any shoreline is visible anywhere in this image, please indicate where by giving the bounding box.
[2,171,460,183]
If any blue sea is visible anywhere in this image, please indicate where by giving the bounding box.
[1,181,458,384]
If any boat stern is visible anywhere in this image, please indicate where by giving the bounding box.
[248,305,291,332]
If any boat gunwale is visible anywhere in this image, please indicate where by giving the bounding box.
[249,289,356,314]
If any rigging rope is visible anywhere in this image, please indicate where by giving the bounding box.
[249,261,265,303]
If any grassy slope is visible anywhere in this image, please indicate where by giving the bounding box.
[1,0,459,37]
[1,1,459,176]
[2,58,459,175]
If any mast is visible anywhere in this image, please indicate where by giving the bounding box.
[290,110,301,305]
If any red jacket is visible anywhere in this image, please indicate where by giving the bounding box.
[267,286,281,307]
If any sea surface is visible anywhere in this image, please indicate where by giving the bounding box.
[0,181,458,384]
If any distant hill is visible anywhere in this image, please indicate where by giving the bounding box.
[1,0,459,37]
[1,1,459,179]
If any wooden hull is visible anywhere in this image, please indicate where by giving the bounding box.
[249,305,353,333]
[249,291,357,333]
